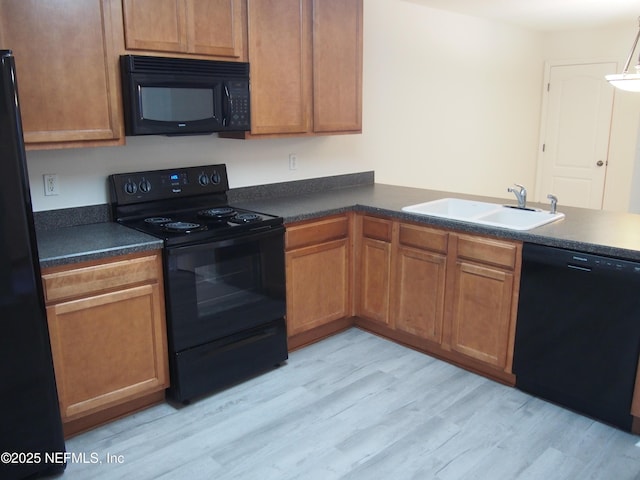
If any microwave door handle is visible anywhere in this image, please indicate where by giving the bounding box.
[222,83,230,127]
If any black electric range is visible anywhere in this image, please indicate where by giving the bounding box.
[109,164,288,403]
[109,164,283,247]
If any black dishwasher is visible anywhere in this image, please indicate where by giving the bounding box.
[513,243,640,431]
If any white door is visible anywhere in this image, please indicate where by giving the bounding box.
[535,62,616,209]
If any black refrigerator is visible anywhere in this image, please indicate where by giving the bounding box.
[0,50,66,479]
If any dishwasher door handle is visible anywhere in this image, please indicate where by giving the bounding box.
[567,264,591,272]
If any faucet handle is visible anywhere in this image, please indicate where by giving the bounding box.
[507,183,527,208]
[507,183,526,195]
[547,194,558,214]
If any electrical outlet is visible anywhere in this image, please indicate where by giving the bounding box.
[289,153,297,171]
[43,174,59,196]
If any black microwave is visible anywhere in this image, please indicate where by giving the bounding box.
[120,55,250,136]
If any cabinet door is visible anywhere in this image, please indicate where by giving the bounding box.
[123,0,244,58]
[448,260,514,369]
[357,216,392,325]
[392,222,448,342]
[0,0,122,147]
[286,239,350,336]
[46,284,168,421]
[246,0,311,134]
[359,237,392,325]
[393,246,446,343]
[185,0,243,57]
[312,0,362,133]
[122,0,187,52]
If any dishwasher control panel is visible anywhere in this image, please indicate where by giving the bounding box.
[567,251,640,274]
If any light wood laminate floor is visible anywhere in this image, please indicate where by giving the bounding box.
[56,329,640,479]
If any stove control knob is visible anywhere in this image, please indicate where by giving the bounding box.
[211,171,221,184]
[139,179,152,193]
[123,180,137,195]
[198,173,210,186]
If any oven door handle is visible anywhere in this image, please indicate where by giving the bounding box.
[167,224,285,255]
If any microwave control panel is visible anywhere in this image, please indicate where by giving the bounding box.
[227,81,250,128]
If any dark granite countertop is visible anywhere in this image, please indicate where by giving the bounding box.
[36,177,640,267]
[233,183,640,261]
[37,222,162,268]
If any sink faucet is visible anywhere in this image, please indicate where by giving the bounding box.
[507,183,527,209]
[547,194,558,214]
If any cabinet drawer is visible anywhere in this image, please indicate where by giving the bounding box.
[399,223,448,253]
[42,253,160,303]
[455,235,518,270]
[362,216,392,242]
[286,215,349,250]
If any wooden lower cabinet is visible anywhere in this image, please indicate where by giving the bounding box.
[42,251,169,436]
[633,369,640,433]
[443,234,520,376]
[358,237,392,326]
[356,216,392,325]
[355,215,521,384]
[393,245,446,343]
[285,214,353,349]
[392,222,448,344]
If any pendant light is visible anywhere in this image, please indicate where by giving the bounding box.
[606,17,640,92]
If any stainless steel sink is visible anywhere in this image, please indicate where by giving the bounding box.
[402,198,565,231]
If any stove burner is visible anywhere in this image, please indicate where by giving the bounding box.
[144,217,172,225]
[231,213,261,224]
[163,221,204,233]
[198,207,237,219]
[112,165,284,249]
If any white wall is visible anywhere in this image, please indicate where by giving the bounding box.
[364,0,544,200]
[27,134,370,211]
[26,0,640,213]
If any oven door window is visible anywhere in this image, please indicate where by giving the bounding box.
[165,230,285,352]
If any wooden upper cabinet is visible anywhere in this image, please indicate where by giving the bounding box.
[186,0,243,57]
[312,0,362,133]
[246,0,311,135]
[122,0,244,58]
[123,0,186,52]
[230,0,362,138]
[0,0,123,149]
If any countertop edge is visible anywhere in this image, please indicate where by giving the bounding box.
[37,223,163,269]
[37,181,640,266]
[352,204,640,261]
[235,183,640,262]
[39,241,163,269]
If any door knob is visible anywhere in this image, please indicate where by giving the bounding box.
[596,160,604,167]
